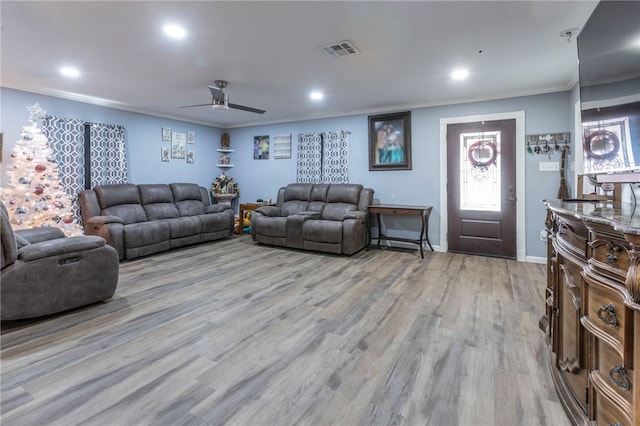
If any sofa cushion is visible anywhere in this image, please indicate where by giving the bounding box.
[284,183,313,201]
[170,183,206,216]
[95,184,141,208]
[170,183,203,202]
[310,184,330,201]
[303,220,343,244]
[95,184,147,225]
[139,184,174,204]
[139,184,180,220]
[124,221,170,248]
[327,184,363,204]
[102,204,148,225]
[198,213,231,233]
[167,217,201,239]
[281,200,310,216]
[321,203,357,221]
[253,216,287,238]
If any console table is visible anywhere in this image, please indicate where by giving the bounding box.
[240,202,274,234]
[367,204,433,258]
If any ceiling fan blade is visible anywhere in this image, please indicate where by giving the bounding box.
[178,103,212,108]
[228,102,266,114]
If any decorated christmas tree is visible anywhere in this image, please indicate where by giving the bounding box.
[1,104,82,235]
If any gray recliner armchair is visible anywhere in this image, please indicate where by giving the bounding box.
[1,202,119,320]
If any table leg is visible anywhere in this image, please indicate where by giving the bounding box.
[376,213,382,248]
[419,213,425,259]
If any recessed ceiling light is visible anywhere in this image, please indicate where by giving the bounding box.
[310,91,324,101]
[163,24,186,39]
[59,67,80,78]
[451,69,470,81]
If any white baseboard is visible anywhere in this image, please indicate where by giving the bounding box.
[372,240,545,263]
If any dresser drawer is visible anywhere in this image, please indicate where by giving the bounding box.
[556,218,588,259]
[591,378,633,426]
[585,276,628,346]
[592,338,634,406]
[588,232,631,283]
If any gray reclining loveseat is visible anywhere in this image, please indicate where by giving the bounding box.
[79,183,234,260]
[251,183,374,255]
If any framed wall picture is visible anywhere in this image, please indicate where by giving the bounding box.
[273,134,292,159]
[368,111,412,170]
[162,127,171,142]
[171,132,186,159]
[253,135,269,159]
[187,130,195,144]
[161,147,170,162]
[187,150,194,163]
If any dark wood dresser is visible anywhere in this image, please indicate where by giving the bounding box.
[542,200,640,426]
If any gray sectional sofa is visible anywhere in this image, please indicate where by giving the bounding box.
[251,183,374,255]
[79,183,234,260]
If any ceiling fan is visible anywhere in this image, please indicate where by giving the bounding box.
[179,80,266,114]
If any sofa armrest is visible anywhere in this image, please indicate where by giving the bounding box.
[87,215,124,225]
[16,227,65,244]
[206,204,231,214]
[18,236,106,262]
[84,217,126,260]
[255,206,282,217]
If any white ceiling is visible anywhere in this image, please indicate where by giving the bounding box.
[0,1,599,129]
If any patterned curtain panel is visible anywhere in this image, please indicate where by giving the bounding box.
[297,131,349,183]
[42,117,128,224]
[89,123,128,186]
[321,131,349,183]
[42,115,85,223]
[297,132,323,183]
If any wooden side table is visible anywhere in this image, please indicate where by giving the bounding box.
[239,202,275,234]
[367,204,433,258]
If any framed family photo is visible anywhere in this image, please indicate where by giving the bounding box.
[368,111,412,170]
[253,135,269,159]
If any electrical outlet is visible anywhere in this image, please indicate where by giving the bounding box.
[539,161,560,172]
[540,229,549,241]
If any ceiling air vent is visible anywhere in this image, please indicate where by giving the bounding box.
[321,40,359,57]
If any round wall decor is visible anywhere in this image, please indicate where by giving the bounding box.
[467,140,497,168]
[584,129,619,160]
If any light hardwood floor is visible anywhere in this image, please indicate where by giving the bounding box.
[1,236,569,426]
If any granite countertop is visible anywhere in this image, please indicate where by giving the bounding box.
[544,199,640,235]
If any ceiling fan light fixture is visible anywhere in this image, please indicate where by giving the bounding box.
[211,95,229,110]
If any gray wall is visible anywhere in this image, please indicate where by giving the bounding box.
[1,87,574,259]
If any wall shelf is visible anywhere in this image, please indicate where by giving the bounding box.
[217,164,234,168]
[216,149,234,153]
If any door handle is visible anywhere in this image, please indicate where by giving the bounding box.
[507,185,517,202]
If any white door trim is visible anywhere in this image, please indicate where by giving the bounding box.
[439,111,526,261]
